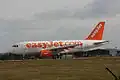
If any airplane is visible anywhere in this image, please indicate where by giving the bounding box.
[10,21,109,59]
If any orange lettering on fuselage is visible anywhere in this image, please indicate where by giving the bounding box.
[64,42,70,45]
[75,41,79,45]
[69,42,75,45]
[42,42,47,48]
[53,42,59,47]
[25,43,32,48]
[59,41,63,46]
[25,41,83,49]
[37,43,42,48]
[32,43,38,48]
[80,42,83,46]
[75,41,83,46]
[45,41,53,48]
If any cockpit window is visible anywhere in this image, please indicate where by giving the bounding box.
[12,45,18,47]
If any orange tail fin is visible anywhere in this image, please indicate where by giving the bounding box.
[85,21,105,40]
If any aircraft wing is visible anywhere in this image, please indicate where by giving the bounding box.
[45,44,79,51]
[57,40,109,54]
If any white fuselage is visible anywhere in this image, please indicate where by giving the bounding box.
[10,40,107,55]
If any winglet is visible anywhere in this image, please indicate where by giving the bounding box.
[85,21,105,40]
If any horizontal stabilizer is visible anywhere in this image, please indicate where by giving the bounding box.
[93,40,109,45]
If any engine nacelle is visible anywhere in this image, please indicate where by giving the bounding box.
[40,50,53,57]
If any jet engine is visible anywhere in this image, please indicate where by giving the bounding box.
[40,50,53,59]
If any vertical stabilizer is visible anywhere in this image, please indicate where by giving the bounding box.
[85,22,105,40]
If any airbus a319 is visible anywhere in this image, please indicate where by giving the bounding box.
[10,21,109,58]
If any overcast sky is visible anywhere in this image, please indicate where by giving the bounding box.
[0,0,120,52]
